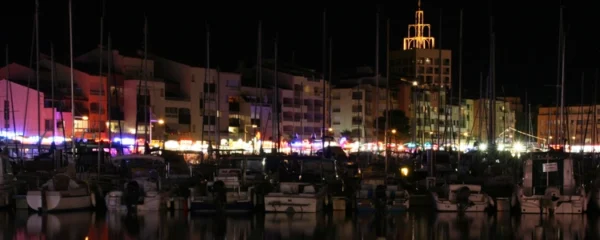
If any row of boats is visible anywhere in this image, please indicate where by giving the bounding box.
[0,149,597,215]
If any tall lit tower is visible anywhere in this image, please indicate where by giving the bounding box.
[403,0,435,50]
[390,0,454,145]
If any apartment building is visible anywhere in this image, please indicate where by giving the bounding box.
[331,69,395,142]
[538,105,598,146]
[0,61,93,141]
[262,63,328,142]
[470,98,517,144]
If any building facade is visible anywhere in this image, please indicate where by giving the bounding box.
[538,105,598,148]
[331,71,396,142]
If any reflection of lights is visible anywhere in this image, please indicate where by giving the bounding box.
[400,167,409,176]
[513,142,525,152]
[497,144,505,151]
[479,143,488,151]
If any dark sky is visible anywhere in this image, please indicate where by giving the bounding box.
[1,0,599,106]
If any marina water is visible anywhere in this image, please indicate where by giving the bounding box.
[3,210,596,239]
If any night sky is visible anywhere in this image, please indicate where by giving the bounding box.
[1,0,599,107]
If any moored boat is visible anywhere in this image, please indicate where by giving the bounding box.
[104,154,168,212]
[432,184,491,212]
[355,164,410,213]
[26,171,95,212]
[515,153,588,214]
[264,182,326,213]
[188,168,256,213]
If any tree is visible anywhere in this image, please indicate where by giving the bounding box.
[374,110,410,141]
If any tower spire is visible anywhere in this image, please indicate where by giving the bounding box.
[403,1,435,50]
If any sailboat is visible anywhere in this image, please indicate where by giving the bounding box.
[514,9,588,214]
[515,152,588,214]
[26,0,96,212]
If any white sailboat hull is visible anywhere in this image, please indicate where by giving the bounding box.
[516,186,587,214]
[433,197,489,212]
[432,184,491,212]
[105,190,165,211]
[26,190,93,212]
[264,194,324,213]
[517,195,586,214]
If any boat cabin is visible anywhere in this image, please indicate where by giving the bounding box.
[522,152,576,196]
[111,155,166,179]
[272,182,320,196]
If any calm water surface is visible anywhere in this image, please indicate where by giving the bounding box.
[2,210,597,240]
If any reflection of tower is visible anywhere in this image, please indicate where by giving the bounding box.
[403,0,435,50]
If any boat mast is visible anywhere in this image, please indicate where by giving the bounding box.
[97,1,105,174]
[374,10,380,155]
[69,0,75,160]
[108,35,122,155]
[579,74,584,148]
[457,9,463,159]
[321,10,327,156]
[21,27,34,162]
[384,18,390,173]
[143,17,149,146]
[107,34,112,151]
[560,11,567,147]
[205,23,211,155]
[258,22,264,153]
[6,47,18,159]
[50,44,55,141]
[35,0,41,153]
[555,7,564,146]
[5,46,10,138]
[487,17,496,149]
[273,35,279,153]
[255,21,260,154]
[436,9,442,146]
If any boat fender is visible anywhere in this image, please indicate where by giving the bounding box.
[544,187,561,202]
[187,196,191,211]
[91,192,96,207]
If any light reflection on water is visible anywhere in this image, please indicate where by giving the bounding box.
[4,210,598,240]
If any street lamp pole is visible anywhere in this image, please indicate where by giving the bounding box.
[244,124,257,145]
[149,118,164,144]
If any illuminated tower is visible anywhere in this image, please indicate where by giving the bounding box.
[403,0,435,50]
[390,0,454,145]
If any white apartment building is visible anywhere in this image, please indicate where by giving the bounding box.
[331,78,394,142]
[263,66,328,141]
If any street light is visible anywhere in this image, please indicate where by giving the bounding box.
[149,118,164,143]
